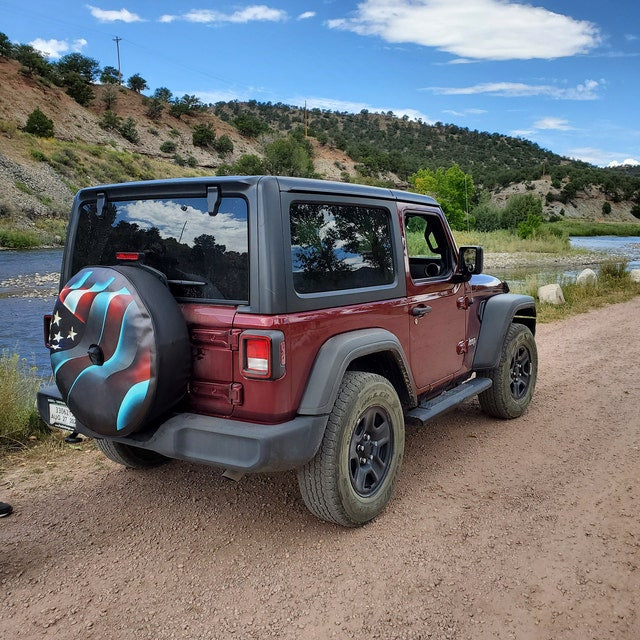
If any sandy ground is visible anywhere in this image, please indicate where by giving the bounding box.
[1,299,639,640]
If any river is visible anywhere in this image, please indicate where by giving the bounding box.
[1,236,639,374]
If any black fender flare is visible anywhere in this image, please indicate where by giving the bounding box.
[297,328,416,416]
[473,293,536,370]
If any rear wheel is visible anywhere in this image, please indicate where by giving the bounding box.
[297,371,404,527]
[478,323,537,419]
[96,439,170,469]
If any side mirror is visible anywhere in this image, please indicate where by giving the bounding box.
[455,246,483,281]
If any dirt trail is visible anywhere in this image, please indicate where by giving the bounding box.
[2,299,639,640]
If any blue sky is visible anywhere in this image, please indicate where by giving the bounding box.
[2,0,639,167]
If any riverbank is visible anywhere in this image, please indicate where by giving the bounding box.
[483,250,612,270]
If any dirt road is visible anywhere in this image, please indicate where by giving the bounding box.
[1,299,639,640]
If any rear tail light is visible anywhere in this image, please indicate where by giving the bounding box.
[245,337,270,374]
[240,331,285,380]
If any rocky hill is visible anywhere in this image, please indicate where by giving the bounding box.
[1,55,639,227]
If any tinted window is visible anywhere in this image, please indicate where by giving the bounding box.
[290,202,394,294]
[71,196,249,301]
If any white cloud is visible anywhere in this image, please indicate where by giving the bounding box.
[298,11,316,20]
[567,148,640,167]
[294,96,432,122]
[533,117,574,131]
[123,201,247,251]
[328,0,600,60]
[29,38,88,59]
[87,5,143,23]
[510,129,534,137]
[608,158,640,167]
[424,79,601,101]
[443,108,487,117]
[161,5,287,25]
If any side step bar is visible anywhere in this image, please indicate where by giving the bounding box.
[405,377,492,427]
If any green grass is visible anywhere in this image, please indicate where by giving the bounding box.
[510,259,640,322]
[0,226,44,248]
[0,352,49,453]
[549,219,640,237]
[0,220,67,248]
[452,228,571,254]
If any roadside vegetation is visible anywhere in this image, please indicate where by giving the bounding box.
[0,352,48,454]
[510,259,640,322]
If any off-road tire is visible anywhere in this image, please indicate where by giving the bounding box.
[297,371,405,527]
[96,439,170,469]
[478,323,537,419]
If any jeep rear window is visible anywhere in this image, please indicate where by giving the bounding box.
[290,202,394,294]
[71,196,249,302]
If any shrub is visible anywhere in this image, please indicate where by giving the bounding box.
[234,113,268,137]
[599,259,629,283]
[30,149,48,162]
[213,133,234,155]
[145,98,164,120]
[100,110,122,131]
[602,201,612,215]
[101,85,118,110]
[631,203,640,220]
[24,108,54,137]
[517,213,542,239]
[472,200,501,232]
[119,117,140,144]
[502,193,542,229]
[192,123,216,148]
[0,352,46,451]
[65,73,94,106]
[160,140,177,153]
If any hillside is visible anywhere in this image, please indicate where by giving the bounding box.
[1,54,639,231]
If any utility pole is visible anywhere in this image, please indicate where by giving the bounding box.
[113,36,122,84]
[304,101,308,137]
[464,174,470,232]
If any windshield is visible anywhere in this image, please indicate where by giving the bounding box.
[71,195,249,302]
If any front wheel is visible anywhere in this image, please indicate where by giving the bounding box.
[297,371,405,527]
[478,323,538,419]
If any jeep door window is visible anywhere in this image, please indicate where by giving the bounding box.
[405,213,452,281]
[71,195,249,302]
[290,202,394,294]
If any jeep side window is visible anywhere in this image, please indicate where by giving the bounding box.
[290,202,394,294]
[405,213,452,280]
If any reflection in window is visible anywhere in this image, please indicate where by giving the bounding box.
[290,202,394,294]
[71,196,248,301]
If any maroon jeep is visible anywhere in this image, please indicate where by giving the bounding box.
[38,176,537,526]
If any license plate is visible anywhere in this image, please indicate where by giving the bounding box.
[48,400,76,431]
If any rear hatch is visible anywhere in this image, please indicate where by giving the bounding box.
[65,182,250,416]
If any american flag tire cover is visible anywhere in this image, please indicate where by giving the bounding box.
[50,266,159,436]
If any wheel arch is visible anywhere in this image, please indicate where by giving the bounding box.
[297,329,416,416]
[473,293,537,370]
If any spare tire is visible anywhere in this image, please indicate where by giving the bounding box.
[49,265,190,437]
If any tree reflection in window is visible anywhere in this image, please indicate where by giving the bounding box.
[71,196,248,301]
[290,202,394,293]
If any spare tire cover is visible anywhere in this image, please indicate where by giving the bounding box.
[50,265,190,437]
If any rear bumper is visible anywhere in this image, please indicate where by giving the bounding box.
[37,384,328,473]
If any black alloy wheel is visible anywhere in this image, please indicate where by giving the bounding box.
[510,344,532,400]
[349,405,394,497]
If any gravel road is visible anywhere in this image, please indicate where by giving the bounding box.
[1,299,639,640]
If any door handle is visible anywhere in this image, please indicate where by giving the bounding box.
[411,305,432,317]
